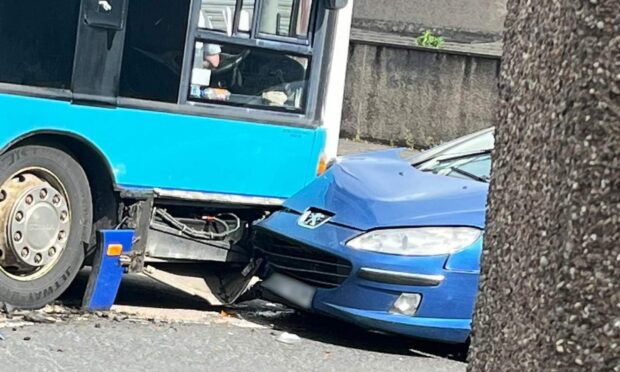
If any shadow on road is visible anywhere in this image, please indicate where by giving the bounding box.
[61,270,468,362]
[61,270,215,310]
[232,300,469,362]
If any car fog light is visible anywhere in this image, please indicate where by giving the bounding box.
[390,293,422,316]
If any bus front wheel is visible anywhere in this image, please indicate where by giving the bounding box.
[0,146,93,309]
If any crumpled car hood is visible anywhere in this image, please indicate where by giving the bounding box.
[284,149,488,231]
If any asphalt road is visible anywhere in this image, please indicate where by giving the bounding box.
[0,272,467,372]
[0,140,459,372]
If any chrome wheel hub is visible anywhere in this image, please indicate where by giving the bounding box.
[0,172,70,277]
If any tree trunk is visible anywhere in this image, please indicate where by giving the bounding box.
[468,0,619,370]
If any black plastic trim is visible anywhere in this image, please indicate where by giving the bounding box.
[358,268,444,287]
[195,30,313,55]
[118,97,318,128]
[0,83,72,101]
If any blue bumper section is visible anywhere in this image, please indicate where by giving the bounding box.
[256,211,480,344]
[82,230,134,311]
[322,303,471,344]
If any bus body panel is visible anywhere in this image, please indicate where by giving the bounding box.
[321,1,353,160]
[0,93,325,199]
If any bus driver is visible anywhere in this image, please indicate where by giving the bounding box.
[203,43,221,70]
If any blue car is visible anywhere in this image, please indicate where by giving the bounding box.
[253,128,494,344]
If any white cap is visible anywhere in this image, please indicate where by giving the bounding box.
[205,43,222,56]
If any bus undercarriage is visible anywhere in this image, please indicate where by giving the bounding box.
[0,169,274,308]
[117,192,274,306]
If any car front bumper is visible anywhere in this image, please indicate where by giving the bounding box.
[254,211,481,344]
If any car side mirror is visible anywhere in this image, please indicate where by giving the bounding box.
[324,0,348,10]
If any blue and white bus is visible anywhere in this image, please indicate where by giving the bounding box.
[0,0,352,308]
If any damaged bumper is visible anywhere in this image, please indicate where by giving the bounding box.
[254,211,479,344]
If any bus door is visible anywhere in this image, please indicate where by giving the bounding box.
[72,0,129,103]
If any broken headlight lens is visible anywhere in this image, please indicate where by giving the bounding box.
[346,227,482,256]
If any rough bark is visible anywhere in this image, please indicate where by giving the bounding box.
[468,0,619,371]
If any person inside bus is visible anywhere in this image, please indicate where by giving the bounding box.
[202,43,221,70]
[190,11,309,108]
[190,12,230,101]
[190,42,231,101]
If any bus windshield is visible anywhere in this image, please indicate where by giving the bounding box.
[187,0,316,112]
[189,40,311,112]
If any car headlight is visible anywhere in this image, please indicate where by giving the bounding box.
[346,227,482,256]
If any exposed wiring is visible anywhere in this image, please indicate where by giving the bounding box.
[154,208,241,240]
[114,216,128,230]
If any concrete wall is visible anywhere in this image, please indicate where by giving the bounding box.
[341,42,500,148]
[353,0,507,42]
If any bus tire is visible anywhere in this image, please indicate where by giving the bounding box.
[0,145,93,309]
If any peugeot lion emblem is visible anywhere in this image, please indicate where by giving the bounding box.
[298,209,332,229]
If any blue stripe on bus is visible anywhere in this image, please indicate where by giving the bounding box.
[0,93,325,199]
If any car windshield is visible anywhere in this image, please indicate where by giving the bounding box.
[421,152,492,182]
[413,128,494,183]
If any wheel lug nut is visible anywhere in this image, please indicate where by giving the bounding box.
[39,188,48,199]
[13,232,22,242]
[52,195,61,205]
[25,195,34,205]
[48,247,56,257]
[34,253,42,264]
[60,211,68,222]
[21,247,29,258]
[58,231,67,241]
[15,211,24,222]
[0,190,6,202]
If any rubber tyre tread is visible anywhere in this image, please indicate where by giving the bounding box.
[0,145,92,309]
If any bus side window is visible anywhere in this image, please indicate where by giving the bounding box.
[189,42,310,112]
[238,0,256,33]
[188,0,316,113]
[259,0,313,39]
[0,0,80,90]
[199,0,256,35]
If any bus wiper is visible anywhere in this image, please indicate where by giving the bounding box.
[450,166,489,183]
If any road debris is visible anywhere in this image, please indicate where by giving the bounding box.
[220,309,235,318]
[109,304,268,329]
[0,303,161,330]
[276,332,302,345]
[23,312,56,324]
[0,302,17,315]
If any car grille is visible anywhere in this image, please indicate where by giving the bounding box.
[253,229,352,289]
